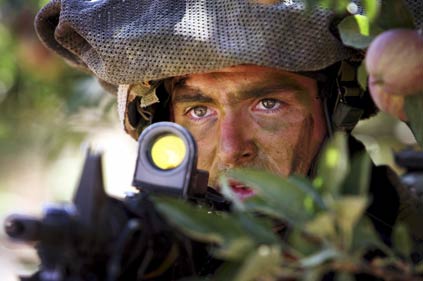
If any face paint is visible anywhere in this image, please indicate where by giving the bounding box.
[168,65,327,191]
[290,115,315,174]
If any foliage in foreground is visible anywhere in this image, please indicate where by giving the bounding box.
[152,3,423,279]
[154,133,422,281]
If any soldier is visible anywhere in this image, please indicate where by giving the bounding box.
[35,0,422,262]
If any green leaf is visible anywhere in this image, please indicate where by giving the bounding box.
[393,223,413,258]
[289,175,326,211]
[300,248,340,268]
[341,152,371,196]
[212,237,255,260]
[338,15,380,49]
[0,24,17,94]
[303,267,327,281]
[404,94,423,148]
[232,245,282,281]
[362,0,380,23]
[153,196,281,261]
[333,196,369,249]
[304,212,336,242]
[357,60,368,91]
[315,132,349,196]
[287,228,322,257]
[212,261,243,281]
[234,212,281,245]
[153,197,239,243]
[304,0,350,13]
[351,218,387,256]
[153,196,254,260]
[38,0,51,8]
[375,0,415,30]
[228,169,321,225]
[244,195,288,220]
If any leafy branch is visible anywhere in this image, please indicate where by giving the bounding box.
[154,133,421,280]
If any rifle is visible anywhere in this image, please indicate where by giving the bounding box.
[4,122,230,281]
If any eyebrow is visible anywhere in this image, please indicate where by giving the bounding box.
[173,92,214,103]
[230,81,306,103]
[171,78,307,104]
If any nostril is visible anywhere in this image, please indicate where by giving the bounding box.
[241,151,252,159]
[218,144,256,166]
[238,143,258,162]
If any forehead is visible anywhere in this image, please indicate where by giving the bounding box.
[167,65,318,99]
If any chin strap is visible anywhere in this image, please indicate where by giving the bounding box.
[330,60,366,133]
[313,60,366,176]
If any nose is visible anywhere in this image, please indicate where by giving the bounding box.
[217,113,257,167]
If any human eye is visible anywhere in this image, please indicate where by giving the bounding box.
[254,98,282,112]
[185,105,215,120]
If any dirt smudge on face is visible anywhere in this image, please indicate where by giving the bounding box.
[290,114,315,174]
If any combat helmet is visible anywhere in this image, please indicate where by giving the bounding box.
[34,0,423,139]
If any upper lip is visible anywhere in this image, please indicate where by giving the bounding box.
[228,180,250,189]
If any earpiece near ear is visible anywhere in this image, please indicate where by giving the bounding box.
[332,102,364,131]
[331,61,367,132]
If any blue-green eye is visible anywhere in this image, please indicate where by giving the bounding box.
[186,105,215,120]
[260,99,278,109]
[192,106,208,117]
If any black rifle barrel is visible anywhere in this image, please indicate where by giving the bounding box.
[4,214,41,242]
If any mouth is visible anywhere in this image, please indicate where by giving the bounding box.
[227,180,256,201]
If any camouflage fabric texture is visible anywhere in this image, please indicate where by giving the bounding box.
[34,0,422,137]
[35,0,356,88]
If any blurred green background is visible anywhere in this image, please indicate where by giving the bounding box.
[0,1,138,279]
[0,1,417,280]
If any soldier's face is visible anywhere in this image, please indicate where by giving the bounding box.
[168,65,327,198]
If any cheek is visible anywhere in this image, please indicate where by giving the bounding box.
[310,101,327,142]
[196,137,216,170]
[173,111,220,170]
[255,112,322,175]
[253,107,309,134]
[175,121,218,170]
[289,115,318,173]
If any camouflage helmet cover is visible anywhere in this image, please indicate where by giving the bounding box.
[35,0,422,137]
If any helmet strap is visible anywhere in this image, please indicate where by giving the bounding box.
[330,61,365,132]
